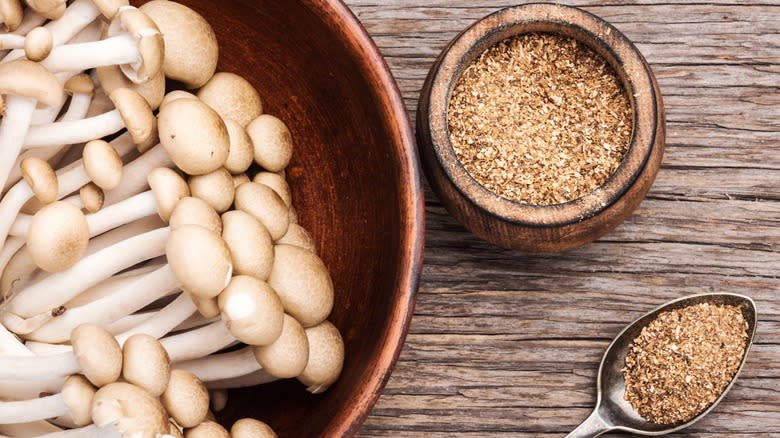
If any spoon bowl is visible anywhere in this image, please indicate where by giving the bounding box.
[567,293,757,437]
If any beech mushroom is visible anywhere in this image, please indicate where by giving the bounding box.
[298,321,345,394]
[159,90,196,109]
[91,382,169,437]
[234,182,290,241]
[40,6,163,84]
[23,26,52,61]
[0,374,95,425]
[221,210,273,280]
[121,334,170,396]
[159,369,208,429]
[188,167,234,213]
[197,72,263,127]
[20,157,58,205]
[223,119,254,174]
[0,59,63,188]
[139,0,217,88]
[26,201,89,273]
[247,114,294,173]
[218,275,284,346]
[267,244,334,327]
[231,419,277,438]
[253,171,292,208]
[96,64,165,110]
[80,183,104,213]
[24,87,157,152]
[26,0,66,20]
[0,0,22,32]
[185,421,229,438]
[169,196,222,235]
[277,223,317,253]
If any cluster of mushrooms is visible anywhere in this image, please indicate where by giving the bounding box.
[0,0,345,437]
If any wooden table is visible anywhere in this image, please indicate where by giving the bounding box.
[343,1,780,436]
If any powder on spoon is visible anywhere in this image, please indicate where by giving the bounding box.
[622,302,749,425]
[447,32,632,205]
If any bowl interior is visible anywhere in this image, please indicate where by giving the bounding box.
[131,1,423,436]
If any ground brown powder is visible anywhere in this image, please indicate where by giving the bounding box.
[622,303,749,425]
[447,33,632,205]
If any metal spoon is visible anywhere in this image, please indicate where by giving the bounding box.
[566,293,757,438]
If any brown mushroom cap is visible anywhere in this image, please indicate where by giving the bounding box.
[166,224,232,299]
[185,421,230,438]
[64,74,95,96]
[122,334,171,397]
[252,172,292,208]
[160,369,209,429]
[20,157,57,205]
[83,140,123,191]
[61,374,97,427]
[218,275,284,346]
[0,59,63,108]
[234,182,290,241]
[92,382,169,436]
[23,26,52,62]
[221,210,274,280]
[253,314,308,379]
[267,244,334,328]
[197,72,263,127]
[159,90,197,109]
[188,167,234,213]
[80,183,105,214]
[277,223,317,253]
[232,173,250,188]
[108,6,164,84]
[223,119,254,174]
[190,294,219,318]
[109,87,158,152]
[91,0,129,20]
[139,0,218,89]
[0,0,23,32]
[25,0,65,20]
[96,65,165,110]
[169,196,222,235]
[71,324,123,387]
[27,201,89,273]
[157,98,230,176]
[231,418,277,438]
[147,167,190,223]
[297,321,345,394]
[246,115,294,173]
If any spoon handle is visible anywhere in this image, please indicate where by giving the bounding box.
[565,409,613,438]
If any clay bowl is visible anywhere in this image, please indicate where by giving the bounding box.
[131,0,424,436]
[417,3,665,252]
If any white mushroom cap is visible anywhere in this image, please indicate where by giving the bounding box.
[277,223,317,253]
[80,183,105,214]
[92,382,169,436]
[61,374,97,427]
[83,139,123,191]
[109,87,158,152]
[24,26,52,62]
[27,201,89,272]
[218,275,284,346]
[223,119,254,174]
[122,334,171,397]
[185,421,230,438]
[0,0,22,32]
[96,65,165,110]
[0,59,63,108]
[166,224,232,299]
[21,157,57,204]
[253,314,308,379]
[72,323,123,387]
[160,369,209,429]
[221,209,273,280]
[267,244,334,328]
[157,97,230,175]
[231,418,277,438]
[148,167,190,222]
[25,0,65,20]
[107,6,164,84]
[139,0,218,89]
[188,167,234,213]
[234,182,290,241]
[247,115,294,173]
[297,321,345,394]
[197,72,263,127]
[169,196,222,235]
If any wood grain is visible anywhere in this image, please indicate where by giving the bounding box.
[344,1,780,436]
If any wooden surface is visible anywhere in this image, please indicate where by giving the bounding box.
[343,1,780,436]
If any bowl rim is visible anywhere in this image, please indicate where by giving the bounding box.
[306,0,425,436]
[422,2,660,227]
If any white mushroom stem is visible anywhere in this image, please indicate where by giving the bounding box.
[104,143,173,206]
[27,265,180,342]
[0,352,80,380]
[0,33,24,50]
[2,0,102,63]
[0,12,46,60]
[0,393,70,423]
[206,369,277,390]
[115,292,197,343]
[4,227,170,319]
[66,264,162,308]
[105,312,152,334]
[0,96,37,187]
[0,236,23,279]
[40,33,141,73]
[38,424,123,438]
[161,320,236,362]
[0,376,66,400]
[0,421,62,437]
[25,108,129,148]
[176,347,268,383]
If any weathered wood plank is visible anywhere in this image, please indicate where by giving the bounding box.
[344,1,780,436]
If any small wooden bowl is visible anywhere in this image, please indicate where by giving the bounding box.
[417,3,665,252]
[132,0,424,436]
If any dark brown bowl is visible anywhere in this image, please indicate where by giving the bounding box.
[417,3,665,252]
[130,0,424,436]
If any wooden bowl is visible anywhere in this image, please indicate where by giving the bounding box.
[417,3,665,252]
[131,0,424,436]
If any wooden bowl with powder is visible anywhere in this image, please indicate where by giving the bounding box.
[417,3,665,252]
